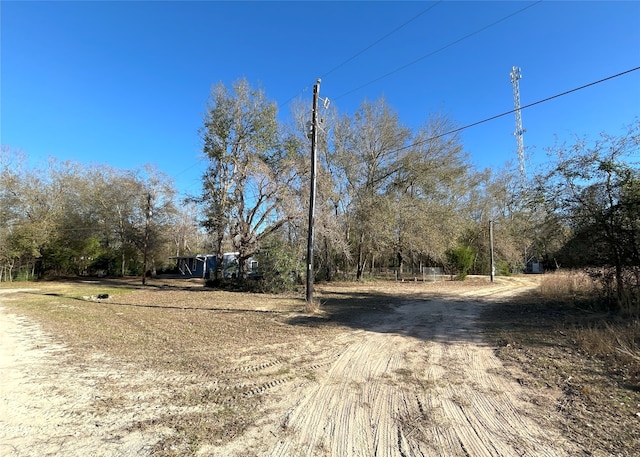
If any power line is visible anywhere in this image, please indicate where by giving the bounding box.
[164,66,639,196]
[175,5,633,191]
[320,2,441,80]
[174,4,442,190]
[334,1,543,102]
[172,155,207,179]
[281,2,442,108]
[179,1,540,185]
[390,66,640,154]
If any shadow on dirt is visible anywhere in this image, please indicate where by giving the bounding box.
[23,290,287,315]
[284,287,486,344]
[478,294,575,348]
[29,276,210,292]
[283,290,397,329]
[480,293,640,391]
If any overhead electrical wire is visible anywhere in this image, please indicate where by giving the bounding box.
[176,2,444,185]
[175,1,542,184]
[280,2,442,108]
[320,1,442,80]
[388,66,640,155]
[176,67,639,196]
[19,73,635,234]
[173,1,630,190]
[176,66,638,197]
[334,0,543,101]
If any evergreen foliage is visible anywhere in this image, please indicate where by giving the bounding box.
[445,245,476,281]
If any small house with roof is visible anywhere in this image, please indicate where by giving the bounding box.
[170,252,258,279]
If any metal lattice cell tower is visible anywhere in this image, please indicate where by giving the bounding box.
[510,66,526,177]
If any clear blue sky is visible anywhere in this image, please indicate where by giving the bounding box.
[2,1,639,198]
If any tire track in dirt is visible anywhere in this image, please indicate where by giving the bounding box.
[416,330,566,456]
[0,287,327,457]
[271,330,409,456]
[213,277,577,457]
[1,279,577,456]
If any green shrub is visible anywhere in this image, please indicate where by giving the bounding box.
[446,245,475,281]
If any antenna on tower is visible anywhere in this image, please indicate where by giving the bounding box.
[510,66,526,177]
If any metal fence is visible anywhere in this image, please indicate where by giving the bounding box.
[360,266,447,282]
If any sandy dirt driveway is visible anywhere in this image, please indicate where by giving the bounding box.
[216,277,576,457]
[0,278,577,456]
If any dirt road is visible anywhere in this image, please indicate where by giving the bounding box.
[0,278,577,456]
[0,289,166,456]
[213,277,575,456]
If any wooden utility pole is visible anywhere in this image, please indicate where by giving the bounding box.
[490,219,495,282]
[142,193,152,285]
[306,79,320,303]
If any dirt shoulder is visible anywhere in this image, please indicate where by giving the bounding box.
[1,277,635,456]
[0,289,166,456]
[480,287,640,457]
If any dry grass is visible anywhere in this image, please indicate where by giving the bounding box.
[303,296,322,314]
[4,280,309,368]
[1,278,340,455]
[482,271,640,456]
[574,320,640,384]
[538,270,597,301]
[574,321,639,357]
[3,277,426,455]
[0,276,459,454]
[539,271,640,383]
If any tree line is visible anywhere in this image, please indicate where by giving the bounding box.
[1,79,638,311]
[0,153,204,281]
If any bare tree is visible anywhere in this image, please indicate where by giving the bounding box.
[390,116,472,274]
[536,121,640,311]
[199,78,301,280]
[331,97,411,280]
